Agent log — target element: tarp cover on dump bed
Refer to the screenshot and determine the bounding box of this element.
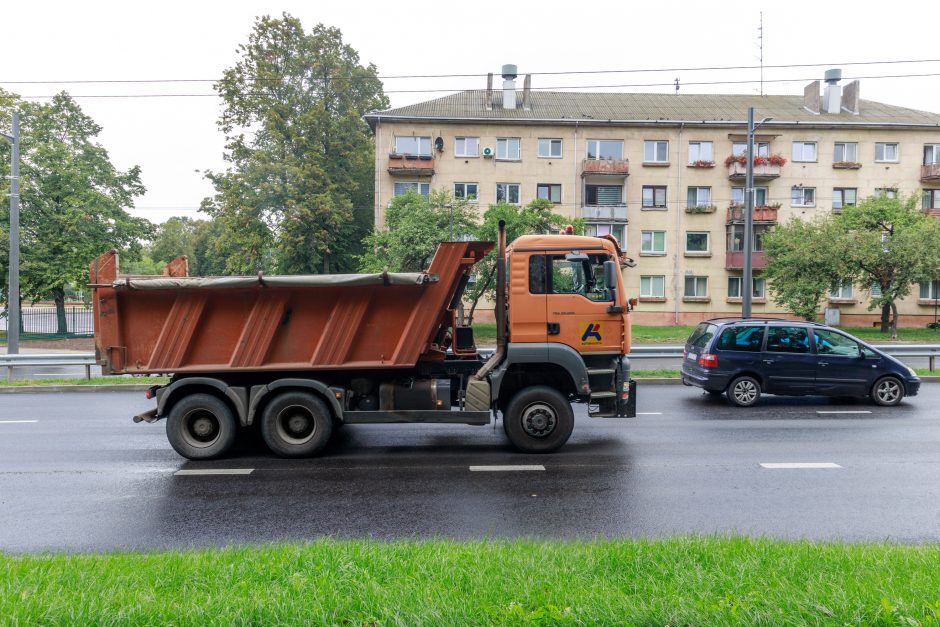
[113,272,437,290]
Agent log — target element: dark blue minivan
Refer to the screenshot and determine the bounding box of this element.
[681,318,920,407]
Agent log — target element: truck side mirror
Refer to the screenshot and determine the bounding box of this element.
[603,260,618,290]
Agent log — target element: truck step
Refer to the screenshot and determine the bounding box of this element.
[589,391,617,400]
[587,368,615,376]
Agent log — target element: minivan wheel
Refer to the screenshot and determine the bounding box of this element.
[871,376,904,407]
[728,376,761,407]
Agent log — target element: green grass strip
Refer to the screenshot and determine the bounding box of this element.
[3,538,940,624]
[0,376,169,387]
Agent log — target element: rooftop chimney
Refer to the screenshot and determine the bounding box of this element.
[803,80,820,114]
[823,68,842,114]
[522,74,531,111]
[501,64,517,110]
[485,72,493,111]
[842,79,860,115]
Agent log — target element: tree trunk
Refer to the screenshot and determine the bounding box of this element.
[323,253,330,274]
[52,287,68,335]
[879,302,891,333]
[890,301,899,340]
[466,264,496,326]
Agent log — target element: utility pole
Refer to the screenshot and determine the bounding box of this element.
[742,107,755,319]
[2,113,20,354]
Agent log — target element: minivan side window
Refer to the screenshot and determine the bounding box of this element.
[813,329,861,357]
[766,326,810,354]
[688,323,717,350]
[716,326,765,352]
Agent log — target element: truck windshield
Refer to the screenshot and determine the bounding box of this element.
[550,254,612,302]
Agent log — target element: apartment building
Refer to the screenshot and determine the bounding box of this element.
[364,67,940,326]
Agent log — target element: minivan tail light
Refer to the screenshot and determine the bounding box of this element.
[698,353,718,368]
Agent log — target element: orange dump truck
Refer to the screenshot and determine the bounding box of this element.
[90,223,636,460]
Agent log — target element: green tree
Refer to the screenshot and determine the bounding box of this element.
[836,192,940,337]
[203,14,388,275]
[359,189,478,273]
[464,198,580,324]
[0,89,22,313]
[3,93,150,334]
[763,217,850,321]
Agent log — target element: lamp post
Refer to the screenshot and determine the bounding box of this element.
[1,113,19,354]
[742,108,772,319]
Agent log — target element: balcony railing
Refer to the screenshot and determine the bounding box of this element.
[726,251,767,270]
[726,162,782,180]
[581,159,630,176]
[387,153,434,176]
[581,204,628,221]
[921,163,940,182]
[727,205,779,223]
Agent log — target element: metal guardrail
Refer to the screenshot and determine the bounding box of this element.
[1,344,937,382]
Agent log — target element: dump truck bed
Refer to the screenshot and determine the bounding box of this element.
[90,241,491,375]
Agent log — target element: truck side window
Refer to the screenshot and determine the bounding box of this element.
[528,255,547,294]
[548,254,611,302]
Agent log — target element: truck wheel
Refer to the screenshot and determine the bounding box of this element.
[503,386,574,453]
[166,393,237,460]
[260,391,333,458]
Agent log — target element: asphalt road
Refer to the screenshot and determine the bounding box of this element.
[1,384,938,553]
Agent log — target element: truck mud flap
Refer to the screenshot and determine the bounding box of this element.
[619,379,637,418]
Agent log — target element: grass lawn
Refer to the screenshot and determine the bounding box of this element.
[3,538,940,624]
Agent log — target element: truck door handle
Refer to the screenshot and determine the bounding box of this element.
[547,322,560,335]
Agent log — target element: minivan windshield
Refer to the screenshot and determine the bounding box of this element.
[688,323,717,350]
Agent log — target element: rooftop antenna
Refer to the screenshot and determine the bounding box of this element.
[758,12,764,95]
[674,78,679,94]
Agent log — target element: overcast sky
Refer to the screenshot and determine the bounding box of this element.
[3,0,938,224]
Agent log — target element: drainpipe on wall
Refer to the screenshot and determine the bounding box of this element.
[674,123,684,325]
[573,121,579,227]
[375,120,383,229]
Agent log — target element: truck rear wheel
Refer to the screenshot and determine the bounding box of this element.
[166,393,237,460]
[503,385,574,453]
[260,391,333,458]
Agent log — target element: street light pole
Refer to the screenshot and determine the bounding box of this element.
[2,113,20,354]
[742,107,755,319]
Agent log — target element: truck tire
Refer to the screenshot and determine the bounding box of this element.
[166,393,238,460]
[503,385,574,453]
[260,391,333,458]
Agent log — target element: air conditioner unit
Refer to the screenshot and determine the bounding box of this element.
[482,147,494,158]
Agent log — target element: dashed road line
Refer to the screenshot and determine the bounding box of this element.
[760,462,842,469]
[0,420,38,424]
[816,410,871,415]
[469,465,545,472]
[637,412,662,415]
[174,468,254,476]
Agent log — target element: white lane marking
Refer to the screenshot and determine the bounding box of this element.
[469,465,545,472]
[0,420,38,424]
[174,469,254,476]
[816,410,871,415]
[760,462,842,469]
[637,412,662,415]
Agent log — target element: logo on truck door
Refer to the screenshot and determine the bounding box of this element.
[580,322,603,344]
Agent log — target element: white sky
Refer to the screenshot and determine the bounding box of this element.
[3,0,939,224]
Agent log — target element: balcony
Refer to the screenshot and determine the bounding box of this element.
[725,155,785,180]
[921,163,940,182]
[581,204,627,221]
[727,205,779,223]
[387,153,434,176]
[726,251,767,270]
[581,159,630,177]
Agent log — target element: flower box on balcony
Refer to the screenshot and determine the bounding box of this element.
[389,152,403,160]
[405,154,419,161]
[685,205,717,214]
[688,160,716,168]
[418,155,432,161]
[727,206,779,222]
[833,161,862,169]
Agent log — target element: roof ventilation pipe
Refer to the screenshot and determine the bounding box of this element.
[501,64,517,110]
[823,68,842,114]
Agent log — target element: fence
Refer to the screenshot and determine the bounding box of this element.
[0,306,94,339]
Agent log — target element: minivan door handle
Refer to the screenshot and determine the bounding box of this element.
[818,361,829,367]
[762,359,774,365]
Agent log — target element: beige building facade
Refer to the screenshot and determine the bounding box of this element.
[365,71,940,326]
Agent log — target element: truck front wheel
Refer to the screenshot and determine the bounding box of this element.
[260,391,334,458]
[503,386,574,453]
[166,393,238,460]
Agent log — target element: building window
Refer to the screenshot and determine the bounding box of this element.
[642,186,667,209]
[454,137,480,157]
[731,187,769,206]
[791,187,816,207]
[685,231,710,254]
[454,182,478,202]
[538,138,562,158]
[924,189,940,210]
[586,139,623,160]
[925,145,940,165]
[684,276,708,298]
[727,224,770,252]
[537,183,562,203]
[921,280,940,300]
[688,141,714,164]
[585,185,623,206]
[644,140,668,163]
[640,230,666,255]
[495,183,520,204]
[830,282,854,300]
[496,138,521,161]
[728,276,765,299]
[732,142,769,157]
[875,142,899,162]
[394,182,430,197]
[585,223,626,244]
[792,141,818,162]
[640,276,665,298]
[833,188,857,210]
[834,142,858,162]
[395,136,431,156]
[687,187,712,208]
[875,187,898,199]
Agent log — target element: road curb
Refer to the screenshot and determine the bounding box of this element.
[0,384,153,394]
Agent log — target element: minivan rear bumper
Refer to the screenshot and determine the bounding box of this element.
[681,368,731,392]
